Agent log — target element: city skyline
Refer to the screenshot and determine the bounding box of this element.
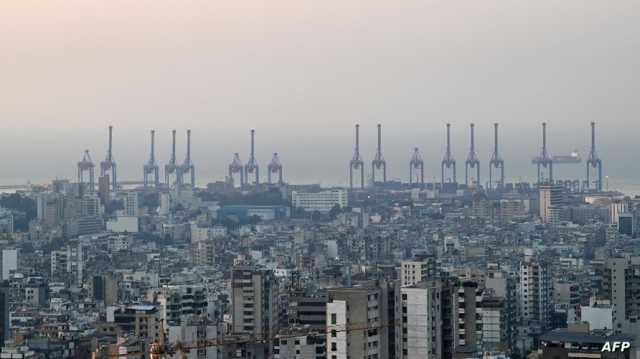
[3,1,640,357]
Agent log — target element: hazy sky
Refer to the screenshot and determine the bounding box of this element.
[1,0,639,186]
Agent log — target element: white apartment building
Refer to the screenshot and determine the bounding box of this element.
[125,191,139,217]
[539,184,564,225]
[292,190,348,214]
[1,249,18,280]
[518,259,554,330]
[398,282,443,359]
[400,261,429,287]
[326,286,385,359]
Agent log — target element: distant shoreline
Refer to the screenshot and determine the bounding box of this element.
[1,177,638,197]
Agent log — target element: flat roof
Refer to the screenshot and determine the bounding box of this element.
[541,329,634,344]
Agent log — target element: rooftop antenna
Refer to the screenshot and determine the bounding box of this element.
[489,123,505,190]
[371,123,387,184]
[441,123,457,185]
[586,122,603,191]
[409,147,424,186]
[244,129,259,185]
[465,123,480,187]
[143,130,160,188]
[349,124,364,189]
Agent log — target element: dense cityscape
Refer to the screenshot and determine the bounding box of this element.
[0,120,638,359]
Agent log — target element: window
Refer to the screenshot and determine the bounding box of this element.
[331,330,337,338]
[331,313,337,325]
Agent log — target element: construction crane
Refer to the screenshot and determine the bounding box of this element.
[267,153,283,185]
[77,150,95,193]
[244,129,259,185]
[371,123,387,184]
[228,153,244,187]
[464,123,480,187]
[143,130,160,188]
[441,123,457,185]
[100,126,117,191]
[349,124,364,189]
[532,122,553,185]
[409,147,424,186]
[164,130,178,186]
[488,123,504,190]
[586,121,603,191]
[177,129,195,187]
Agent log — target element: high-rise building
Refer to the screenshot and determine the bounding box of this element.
[159,192,171,216]
[455,281,483,353]
[397,281,445,359]
[0,249,18,281]
[619,213,634,236]
[51,241,85,286]
[287,294,327,329]
[610,199,628,226]
[93,274,118,306]
[62,194,81,219]
[81,193,101,217]
[481,297,509,352]
[0,282,9,346]
[98,175,110,204]
[600,256,640,342]
[0,209,14,234]
[539,184,564,225]
[36,193,64,227]
[497,199,527,223]
[231,266,279,358]
[63,194,104,237]
[125,191,139,217]
[326,282,394,359]
[554,282,581,325]
[518,259,554,331]
[396,278,474,359]
[192,240,216,267]
[483,264,517,351]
